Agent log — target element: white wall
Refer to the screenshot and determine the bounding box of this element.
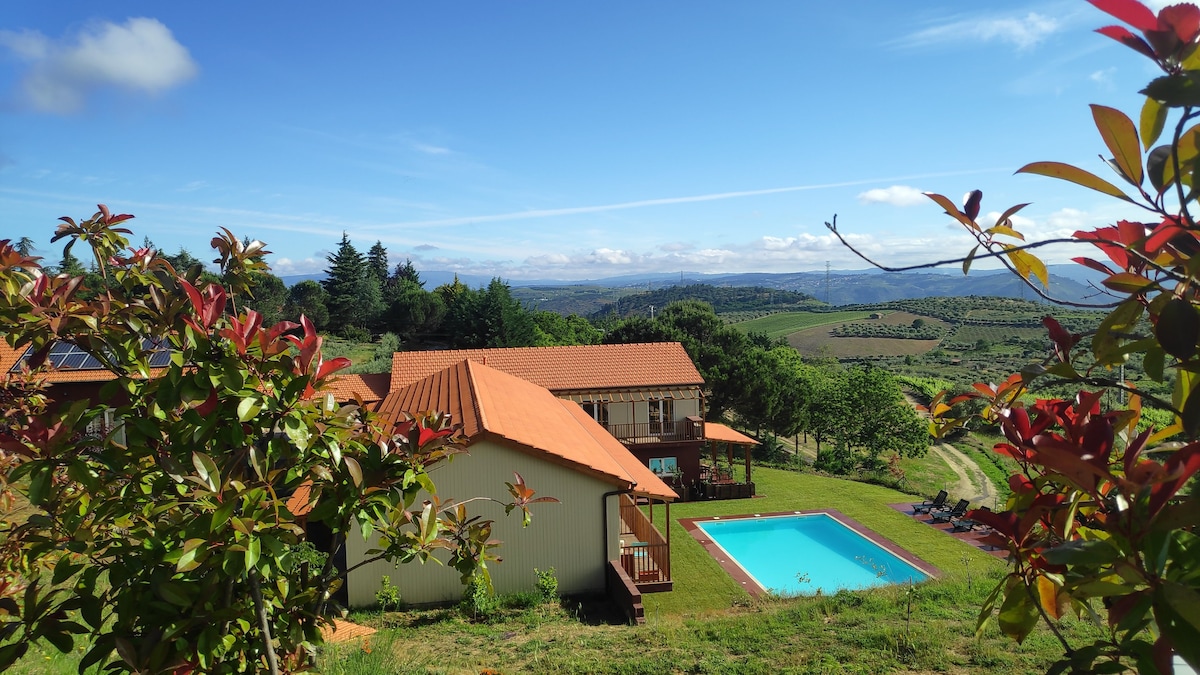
[344,440,621,607]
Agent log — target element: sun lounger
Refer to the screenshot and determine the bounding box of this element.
[912,490,948,514]
[931,499,969,523]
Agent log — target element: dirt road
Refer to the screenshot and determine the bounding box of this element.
[931,442,999,508]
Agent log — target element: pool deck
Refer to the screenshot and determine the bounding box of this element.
[888,502,1009,559]
[679,509,941,597]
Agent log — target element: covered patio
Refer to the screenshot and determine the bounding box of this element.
[693,423,759,500]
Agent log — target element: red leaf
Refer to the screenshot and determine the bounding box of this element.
[1071,257,1116,277]
[313,356,351,382]
[1159,3,1200,42]
[963,190,983,221]
[1096,25,1158,58]
[1145,224,1188,253]
[1088,0,1159,32]
[1148,443,1200,516]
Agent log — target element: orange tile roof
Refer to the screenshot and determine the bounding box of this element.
[320,373,391,403]
[705,422,760,446]
[377,359,677,501]
[389,343,703,392]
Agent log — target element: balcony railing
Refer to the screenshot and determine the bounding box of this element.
[618,494,670,587]
[605,418,703,444]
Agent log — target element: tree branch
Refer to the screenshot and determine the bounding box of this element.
[249,571,281,675]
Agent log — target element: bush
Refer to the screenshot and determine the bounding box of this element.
[342,324,372,342]
[460,574,499,620]
[376,575,401,612]
[375,332,401,361]
[534,567,558,601]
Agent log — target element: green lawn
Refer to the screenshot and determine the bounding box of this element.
[645,467,1004,616]
[13,468,1102,674]
[731,311,874,339]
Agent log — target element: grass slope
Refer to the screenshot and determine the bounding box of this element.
[732,311,874,339]
[12,469,1100,675]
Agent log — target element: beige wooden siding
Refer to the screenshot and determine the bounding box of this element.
[345,440,622,607]
[674,399,699,420]
[608,401,633,425]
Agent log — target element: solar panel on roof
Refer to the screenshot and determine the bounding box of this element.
[10,337,175,373]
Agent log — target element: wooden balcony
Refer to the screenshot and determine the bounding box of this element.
[618,494,672,592]
[605,417,703,445]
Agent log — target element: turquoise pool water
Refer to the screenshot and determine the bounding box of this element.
[696,513,930,595]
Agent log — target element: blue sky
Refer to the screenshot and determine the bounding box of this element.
[0,1,1171,281]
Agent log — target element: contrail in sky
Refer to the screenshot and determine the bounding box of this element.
[363,168,1007,230]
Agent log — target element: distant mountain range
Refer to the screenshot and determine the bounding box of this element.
[283,264,1111,307]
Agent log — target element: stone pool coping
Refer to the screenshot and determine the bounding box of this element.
[679,509,942,597]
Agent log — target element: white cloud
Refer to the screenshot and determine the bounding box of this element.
[1089,67,1117,88]
[271,257,324,276]
[896,12,1059,51]
[856,185,927,207]
[0,18,197,114]
[413,142,452,155]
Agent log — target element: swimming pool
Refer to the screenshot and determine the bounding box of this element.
[685,511,935,596]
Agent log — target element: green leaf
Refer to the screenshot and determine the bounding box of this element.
[1142,72,1200,108]
[28,464,52,505]
[1146,145,1172,193]
[236,395,262,423]
[42,627,73,654]
[176,538,206,572]
[1017,161,1135,203]
[1092,104,1143,186]
[996,584,1040,643]
[963,245,979,276]
[192,451,219,492]
[1041,539,1120,566]
[245,536,261,571]
[1145,345,1166,381]
[1157,582,1200,668]
[155,581,190,607]
[1102,272,1156,293]
[211,498,237,533]
[1141,96,1168,147]
[344,456,363,487]
[1157,298,1200,361]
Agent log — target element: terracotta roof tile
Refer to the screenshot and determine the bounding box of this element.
[0,340,162,383]
[705,422,760,445]
[389,343,703,392]
[376,360,676,500]
[321,373,391,403]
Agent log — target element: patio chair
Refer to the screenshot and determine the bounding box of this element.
[931,499,969,524]
[954,506,993,532]
[912,490,948,514]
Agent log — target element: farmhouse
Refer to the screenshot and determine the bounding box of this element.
[338,358,678,609]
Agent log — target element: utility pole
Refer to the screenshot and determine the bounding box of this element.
[649,304,655,319]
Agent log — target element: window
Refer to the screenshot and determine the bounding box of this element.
[582,402,609,426]
[648,398,673,435]
[649,457,678,476]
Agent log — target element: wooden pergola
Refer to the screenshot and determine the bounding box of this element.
[704,422,760,486]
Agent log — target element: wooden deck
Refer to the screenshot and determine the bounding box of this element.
[618,494,672,592]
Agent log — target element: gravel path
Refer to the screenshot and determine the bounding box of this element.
[932,442,999,508]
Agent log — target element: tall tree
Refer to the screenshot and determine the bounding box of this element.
[284,280,330,329]
[366,240,389,287]
[390,258,422,288]
[321,233,382,334]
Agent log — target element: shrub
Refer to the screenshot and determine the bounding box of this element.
[534,567,558,601]
[375,575,401,612]
[460,574,499,620]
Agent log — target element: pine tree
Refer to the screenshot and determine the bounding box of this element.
[390,258,422,288]
[367,240,389,286]
[322,233,382,334]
